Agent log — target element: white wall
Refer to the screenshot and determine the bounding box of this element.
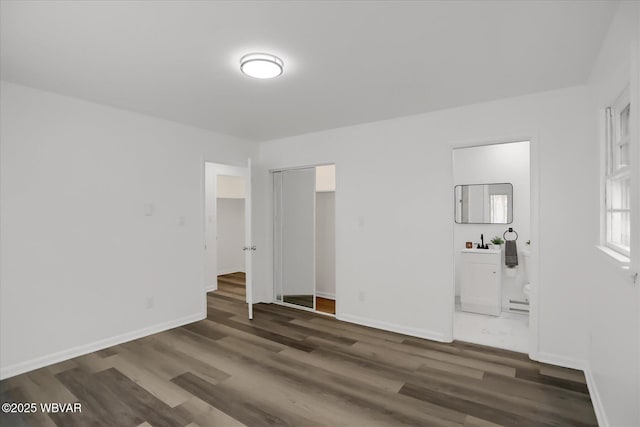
[316,192,336,299]
[253,85,593,365]
[216,198,245,275]
[0,81,256,378]
[585,1,640,426]
[453,141,530,309]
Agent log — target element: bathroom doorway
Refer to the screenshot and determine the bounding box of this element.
[272,164,336,315]
[451,141,535,353]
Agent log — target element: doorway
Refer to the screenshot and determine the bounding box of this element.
[216,175,247,301]
[204,161,253,319]
[451,141,536,354]
[273,164,336,315]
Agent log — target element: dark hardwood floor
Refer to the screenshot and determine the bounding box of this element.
[0,275,597,427]
[315,297,335,315]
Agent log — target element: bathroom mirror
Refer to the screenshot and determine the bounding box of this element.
[454,183,513,224]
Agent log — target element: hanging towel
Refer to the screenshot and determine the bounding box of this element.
[505,240,518,268]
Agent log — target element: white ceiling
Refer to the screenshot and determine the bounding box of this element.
[0,1,617,141]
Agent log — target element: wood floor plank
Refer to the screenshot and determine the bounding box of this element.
[400,382,542,427]
[315,296,336,314]
[71,352,112,374]
[252,302,317,320]
[176,398,247,427]
[308,315,407,343]
[179,323,462,426]
[56,367,144,427]
[539,365,587,384]
[172,372,325,427]
[515,367,590,394]
[279,347,406,393]
[182,320,228,341]
[0,272,598,426]
[20,368,78,405]
[143,336,232,384]
[95,367,190,427]
[107,354,192,408]
[95,347,118,358]
[161,332,397,426]
[266,348,465,426]
[269,317,357,346]
[464,415,505,427]
[114,341,187,380]
[398,342,518,377]
[405,368,597,426]
[45,359,79,375]
[480,372,596,418]
[208,313,318,352]
[193,319,286,353]
[2,386,57,427]
[416,358,485,380]
[211,330,463,426]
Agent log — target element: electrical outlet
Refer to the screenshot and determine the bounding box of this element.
[146,297,154,309]
[358,291,366,302]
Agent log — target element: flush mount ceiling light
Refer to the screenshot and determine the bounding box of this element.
[240,53,284,79]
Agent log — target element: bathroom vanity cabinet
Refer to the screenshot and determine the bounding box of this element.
[460,248,502,316]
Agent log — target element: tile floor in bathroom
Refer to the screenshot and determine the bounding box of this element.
[454,297,529,353]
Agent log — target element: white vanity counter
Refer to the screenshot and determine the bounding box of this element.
[460,248,502,254]
[460,248,502,316]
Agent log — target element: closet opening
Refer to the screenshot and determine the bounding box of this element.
[215,175,247,299]
[204,161,253,320]
[273,164,336,315]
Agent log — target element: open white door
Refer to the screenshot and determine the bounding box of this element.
[244,159,253,320]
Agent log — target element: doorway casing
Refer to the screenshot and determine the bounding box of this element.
[448,137,540,360]
[204,159,253,319]
[269,163,337,317]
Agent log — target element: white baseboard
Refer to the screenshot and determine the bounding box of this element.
[518,353,608,425]
[533,351,585,371]
[584,364,609,427]
[0,311,205,380]
[337,313,448,342]
[315,291,335,300]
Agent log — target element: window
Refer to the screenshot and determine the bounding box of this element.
[490,194,508,224]
[604,89,631,256]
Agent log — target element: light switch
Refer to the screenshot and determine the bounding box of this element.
[144,203,154,216]
[178,216,185,226]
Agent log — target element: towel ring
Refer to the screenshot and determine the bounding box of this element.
[503,228,518,241]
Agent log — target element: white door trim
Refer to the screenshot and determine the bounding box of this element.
[270,163,336,315]
[448,136,540,359]
[203,159,253,319]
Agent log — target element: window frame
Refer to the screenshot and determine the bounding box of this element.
[604,88,631,257]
